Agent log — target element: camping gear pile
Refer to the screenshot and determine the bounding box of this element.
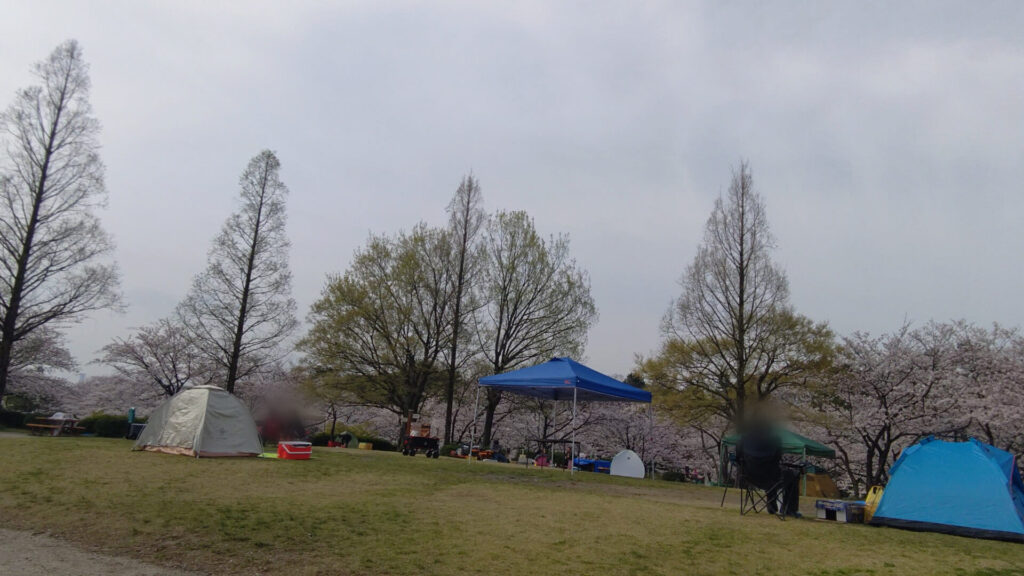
[400,414,440,458]
[721,427,838,498]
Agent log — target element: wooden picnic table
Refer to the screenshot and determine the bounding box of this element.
[26,418,84,437]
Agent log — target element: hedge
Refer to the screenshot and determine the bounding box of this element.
[78,413,135,437]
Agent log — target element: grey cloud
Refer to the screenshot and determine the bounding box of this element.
[1,1,1021,376]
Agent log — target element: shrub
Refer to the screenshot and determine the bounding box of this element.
[660,470,688,483]
[309,431,332,446]
[363,436,396,452]
[0,409,29,429]
[79,413,132,438]
[553,451,568,468]
[440,442,461,457]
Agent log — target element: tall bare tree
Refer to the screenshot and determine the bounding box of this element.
[99,318,213,398]
[474,210,597,447]
[178,150,297,393]
[442,175,486,444]
[0,40,120,404]
[661,161,794,428]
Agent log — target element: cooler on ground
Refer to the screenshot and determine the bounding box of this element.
[277,441,312,460]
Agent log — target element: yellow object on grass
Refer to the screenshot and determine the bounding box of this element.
[864,485,884,522]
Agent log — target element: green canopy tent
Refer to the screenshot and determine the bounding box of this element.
[722,428,836,459]
[720,428,836,495]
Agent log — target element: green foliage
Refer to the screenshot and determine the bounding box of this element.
[299,225,454,419]
[2,393,50,414]
[78,412,141,437]
[660,470,689,483]
[552,451,568,467]
[646,310,835,428]
[309,431,332,446]
[623,371,646,389]
[0,409,29,428]
[364,436,397,452]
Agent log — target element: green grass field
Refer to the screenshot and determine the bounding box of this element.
[1,436,1022,576]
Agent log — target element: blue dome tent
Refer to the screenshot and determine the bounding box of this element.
[871,437,1024,542]
[472,357,652,476]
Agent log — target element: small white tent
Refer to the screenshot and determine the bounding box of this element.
[610,449,646,478]
[133,385,262,457]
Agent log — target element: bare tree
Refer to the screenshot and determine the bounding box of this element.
[99,318,213,398]
[662,161,796,428]
[473,210,597,447]
[442,174,486,444]
[178,150,297,393]
[0,40,120,404]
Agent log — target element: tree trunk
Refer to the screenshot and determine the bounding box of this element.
[444,190,473,444]
[225,172,268,393]
[0,120,56,404]
[0,339,14,404]
[481,389,501,448]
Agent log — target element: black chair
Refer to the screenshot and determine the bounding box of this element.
[720,431,797,519]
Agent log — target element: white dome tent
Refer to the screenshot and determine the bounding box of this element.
[133,385,262,458]
[610,449,646,478]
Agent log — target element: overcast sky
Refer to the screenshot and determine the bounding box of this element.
[2,1,1022,378]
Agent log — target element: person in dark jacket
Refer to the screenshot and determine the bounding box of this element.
[736,425,801,517]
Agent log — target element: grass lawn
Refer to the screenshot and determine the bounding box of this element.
[1,437,1022,575]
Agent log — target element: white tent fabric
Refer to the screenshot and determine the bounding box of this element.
[133,385,262,457]
[610,449,646,478]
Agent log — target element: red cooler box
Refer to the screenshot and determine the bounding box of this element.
[277,441,312,460]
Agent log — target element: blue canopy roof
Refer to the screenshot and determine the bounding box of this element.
[478,357,651,403]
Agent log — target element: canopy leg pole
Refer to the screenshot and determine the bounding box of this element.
[802,446,807,496]
[550,399,556,471]
[571,388,577,477]
[648,402,654,480]
[469,383,480,465]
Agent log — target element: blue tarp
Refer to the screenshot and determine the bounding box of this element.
[478,357,651,403]
[871,437,1024,542]
[573,457,611,473]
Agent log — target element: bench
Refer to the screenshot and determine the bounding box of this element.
[26,421,84,436]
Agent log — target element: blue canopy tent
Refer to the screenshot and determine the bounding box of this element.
[473,357,652,476]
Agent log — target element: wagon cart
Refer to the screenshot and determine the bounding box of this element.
[400,414,439,458]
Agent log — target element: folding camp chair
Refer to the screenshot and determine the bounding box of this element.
[720,431,794,520]
[737,462,787,519]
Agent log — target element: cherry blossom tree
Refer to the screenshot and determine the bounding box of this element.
[817,323,964,496]
[99,318,213,398]
[67,373,161,417]
[947,322,1024,460]
[3,327,75,412]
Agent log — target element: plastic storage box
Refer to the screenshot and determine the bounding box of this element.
[815,499,866,523]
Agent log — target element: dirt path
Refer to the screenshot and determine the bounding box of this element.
[0,529,205,576]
